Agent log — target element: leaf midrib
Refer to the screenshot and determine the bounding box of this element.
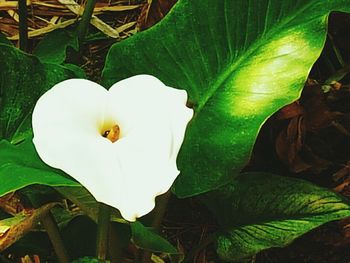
[195,0,316,113]
[224,207,350,231]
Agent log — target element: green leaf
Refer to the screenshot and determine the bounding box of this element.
[102,0,350,198]
[72,257,100,263]
[56,186,99,221]
[0,32,12,46]
[9,113,32,145]
[205,173,350,261]
[131,221,178,254]
[0,44,80,142]
[56,186,125,223]
[33,27,79,64]
[62,63,87,79]
[0,140,79,197]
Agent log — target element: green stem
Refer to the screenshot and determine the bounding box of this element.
[18,0,28,51]
[41,211,70,263]
[151,191,171,230]
[108,223,123,263]
[96,203,111,262]
[141,191,171,263]
[77,0,97,47]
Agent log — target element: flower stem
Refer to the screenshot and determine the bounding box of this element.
[18,0,28,51]
[96,203,111,261]
[41,211,70,263]
[141,191,171,263]
[77,0,97,47]
[108,223,123,263]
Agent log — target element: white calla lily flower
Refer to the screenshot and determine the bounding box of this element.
[32,75,193,221]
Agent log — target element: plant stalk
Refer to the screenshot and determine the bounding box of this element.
[41,211,70,263]
[96,203,111,261]
[77,0,97,47]
[141,191,171,263]
[108,223,123,263]
[18,0,28,51]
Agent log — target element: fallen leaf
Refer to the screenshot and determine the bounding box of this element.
[276,101,304,120]
[137,0,177,30]
[0,192,25,215]
[0,203,58,251]
[0,225,10,237]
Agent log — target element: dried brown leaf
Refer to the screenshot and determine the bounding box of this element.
[0,203,57,251]
[275,101,304,120]
[137,0,177,30]
[275,116,312,172]
[0,192,24,216]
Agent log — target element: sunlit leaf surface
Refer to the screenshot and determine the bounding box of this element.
[102,0,350,197]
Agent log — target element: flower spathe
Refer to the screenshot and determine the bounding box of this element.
[32,75,193,221]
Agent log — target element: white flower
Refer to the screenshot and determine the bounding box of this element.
[32,75,193,221]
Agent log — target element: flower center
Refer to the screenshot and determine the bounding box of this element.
[102,124,120,143]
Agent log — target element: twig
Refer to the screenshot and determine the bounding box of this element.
[9,19,76,40]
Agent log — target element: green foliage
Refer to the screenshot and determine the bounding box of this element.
[102,0,350,198]
[0,44,81,198]
[131,221,178,254]
[1,0,350,260]
[62,216,97,260]
[62,63,86,78]
[56,186,125,223]
[0,32,12,46]
[33,27,79,64]
[0,140,79,197]
[72,257,100,263]
[204,173,350,261]
[56,186,100,221]
[0,44,79,142]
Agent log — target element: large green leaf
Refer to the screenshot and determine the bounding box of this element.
[0,44,79,142]
[102,0,350,197]
[204,173,350,261]
[0,140,79,197]
[0,44,82,196]
[131,221,178,254]
[56,186,125,223]
[33,27,78,64]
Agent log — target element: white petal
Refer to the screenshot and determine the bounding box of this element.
[32,75,193,221]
